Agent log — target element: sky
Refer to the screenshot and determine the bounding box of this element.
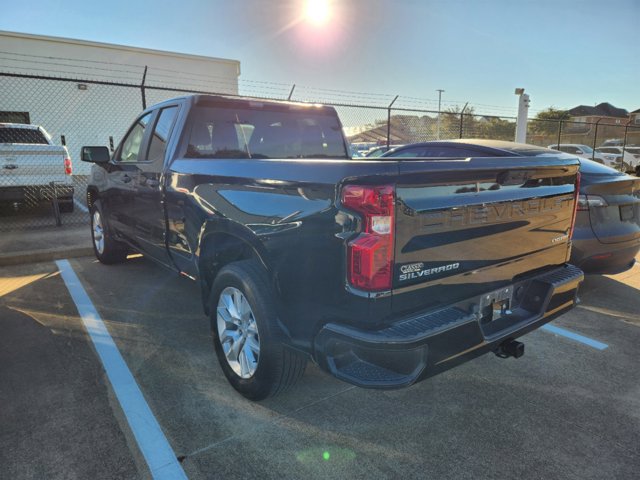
[1,0,638,116]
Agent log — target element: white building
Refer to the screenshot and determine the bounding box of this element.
[0,31,241,173]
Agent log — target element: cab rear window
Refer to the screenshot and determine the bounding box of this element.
[0,128,48,144]
[184,105,348,159]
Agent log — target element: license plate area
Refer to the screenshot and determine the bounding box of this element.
[479,286,514,324]
[620,204,634,222]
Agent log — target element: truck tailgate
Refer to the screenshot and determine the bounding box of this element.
[0,146,69,187]
[392,156,579,314]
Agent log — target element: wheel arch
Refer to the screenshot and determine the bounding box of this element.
[197,227,273,315]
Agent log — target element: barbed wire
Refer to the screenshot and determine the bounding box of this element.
[0,51,604,120]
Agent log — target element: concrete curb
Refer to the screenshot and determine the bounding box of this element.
[0,247,94,267]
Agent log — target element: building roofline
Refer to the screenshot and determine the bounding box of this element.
[0,30,241,73]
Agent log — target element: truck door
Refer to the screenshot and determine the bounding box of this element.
[104,112,153,240]
[129,105,180,267]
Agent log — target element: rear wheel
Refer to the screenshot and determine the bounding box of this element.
[210,260,307,400]
[90,200,128,264]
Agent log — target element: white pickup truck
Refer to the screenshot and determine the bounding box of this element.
[0,123,74,212]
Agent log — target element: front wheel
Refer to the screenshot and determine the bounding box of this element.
[210,260,307,400]
[90,200,128,264]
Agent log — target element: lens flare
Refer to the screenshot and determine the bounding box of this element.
[305,0,331,25]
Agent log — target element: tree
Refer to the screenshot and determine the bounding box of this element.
[530,107,570,136]
[440,105,476,139]
[475,117,516,141]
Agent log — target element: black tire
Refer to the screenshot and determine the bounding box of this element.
[210,259,307,400]
[90,199,128,264]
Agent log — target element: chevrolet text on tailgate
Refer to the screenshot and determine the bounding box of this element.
[82,95,583,400]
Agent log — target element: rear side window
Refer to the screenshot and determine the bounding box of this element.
[0,128,48,144]
[184,105,348,159]
[388,148,426,157]
[386,146,492,158]
[146,106,179,163]
[560,146,580,154]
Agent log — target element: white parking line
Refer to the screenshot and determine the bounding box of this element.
[55,259,188,480]
[73,199,89,213]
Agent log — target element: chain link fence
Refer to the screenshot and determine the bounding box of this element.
[2,69,639,232]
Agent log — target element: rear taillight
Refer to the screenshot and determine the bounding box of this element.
[341,184,395,291]
[64,157,73,175]
[577,194,608,211]
[569,172,580,239]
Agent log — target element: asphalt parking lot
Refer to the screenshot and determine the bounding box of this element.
[1,254,639,479]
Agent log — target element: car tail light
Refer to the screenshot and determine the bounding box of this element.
[64,157,73,175]
[569,172,580,239]
[577,194,607,211]
[341,184,395,291]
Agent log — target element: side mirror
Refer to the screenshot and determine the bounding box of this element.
[81,146,111,163]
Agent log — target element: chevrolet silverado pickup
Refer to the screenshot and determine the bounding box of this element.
[82,95,583,400]
[0,123,74,212]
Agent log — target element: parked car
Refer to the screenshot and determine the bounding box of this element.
[572,159,640,274]
[595,147,639,173]
[624,146,640,174]
[600,139,625,147]
[350,142,376,157]
[547,143,607,165]
[82,97,582,400]
[364,145,403,157]
[0,123,74,212]
[383,140,640,274]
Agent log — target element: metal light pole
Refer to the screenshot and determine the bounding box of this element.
[436,89,445,140]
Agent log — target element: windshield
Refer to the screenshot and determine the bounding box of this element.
[184,105,348,159]
[580,145,594,153]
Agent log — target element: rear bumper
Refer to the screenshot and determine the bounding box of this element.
[0,184,74,202]
[313,264,583,389]
[571,237,640,275]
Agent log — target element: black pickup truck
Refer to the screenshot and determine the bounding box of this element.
[82,95,583,400]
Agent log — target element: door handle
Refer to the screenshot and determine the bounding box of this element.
[122,175,132,183]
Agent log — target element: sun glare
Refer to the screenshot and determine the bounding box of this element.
[305,0,331,25]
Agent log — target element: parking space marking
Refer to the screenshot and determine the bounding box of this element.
[55,259,188,480]
[541,324,608,350]
[73,199,89,213]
